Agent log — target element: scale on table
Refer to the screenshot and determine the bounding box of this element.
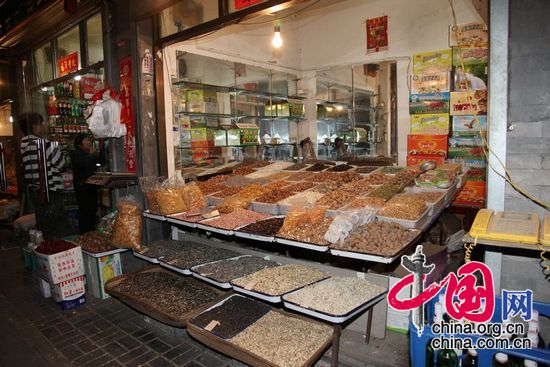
[469,209,540,245]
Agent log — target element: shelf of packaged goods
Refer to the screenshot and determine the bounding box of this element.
[175,143,297,149]
[175,111,305,121]
[172,80,305,101]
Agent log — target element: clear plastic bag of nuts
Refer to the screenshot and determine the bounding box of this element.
[155,173,188,215]
[112,195,142,251]
[181,181,207,210]
[139,176,164,214]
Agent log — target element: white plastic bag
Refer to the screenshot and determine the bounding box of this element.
[87,90,126,138]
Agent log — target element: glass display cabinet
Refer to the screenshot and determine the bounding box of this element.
[315,63,389,160]
[170,53,304,171]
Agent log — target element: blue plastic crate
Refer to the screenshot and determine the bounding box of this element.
[410,289,550,366]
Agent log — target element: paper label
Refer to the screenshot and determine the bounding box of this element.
[204,320,220,332]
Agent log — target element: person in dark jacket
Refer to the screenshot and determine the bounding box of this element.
[71,134,99,234]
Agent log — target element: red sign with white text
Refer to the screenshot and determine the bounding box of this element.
[119,57,136,173]
[235,0,262,10]
[58,52,79,77]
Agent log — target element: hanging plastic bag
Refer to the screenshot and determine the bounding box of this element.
[87,88,127,138]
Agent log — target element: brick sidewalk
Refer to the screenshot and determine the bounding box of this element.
[0,247,359,367]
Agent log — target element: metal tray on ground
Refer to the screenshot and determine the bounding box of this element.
[283,288,387,324]
[104,266,228,328]
[143,210,166,221]
[275,237,329,252]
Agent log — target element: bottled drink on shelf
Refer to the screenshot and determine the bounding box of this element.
[463,349,478,367]
[74,80,81,99]
[437,348,458,367]
[68,82,74,98]
[426,342,435,367]
[493,352,512,367]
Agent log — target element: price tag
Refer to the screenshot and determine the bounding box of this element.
[204,320,220,332]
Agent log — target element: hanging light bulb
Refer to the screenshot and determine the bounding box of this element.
[272,25,283,48]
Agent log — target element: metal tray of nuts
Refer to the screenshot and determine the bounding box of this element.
[159,259,192,275]
[329,229,422,264]
[143,210,166,221]
[376,205,432,229]
[283,289,387,324]
[104,266,228,328]
[275,237,329,253]
[186,296,335,367]
[166,214,198,229]
[133,250,160,264]
[197,219,235,236]
[207,196,224,207]
[233,217,286,243]
[251,201,280,216]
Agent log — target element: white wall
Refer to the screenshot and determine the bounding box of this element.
[297,0,482,164]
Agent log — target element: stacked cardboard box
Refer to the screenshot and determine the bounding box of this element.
[449,22,488,207]
[408,49,452,167]
[34,244,86,310]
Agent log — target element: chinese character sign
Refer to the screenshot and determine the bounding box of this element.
[58,52,79,77]
[366,16,388,53]
[119,57,136,173]
[235,0,262,10]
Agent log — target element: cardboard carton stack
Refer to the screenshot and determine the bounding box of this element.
[34,242,86,310]
[449,22,488,207]
[408,49,452,167]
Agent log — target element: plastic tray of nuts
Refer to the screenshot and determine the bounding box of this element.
[282,287,387,324]
[143,210,166,221]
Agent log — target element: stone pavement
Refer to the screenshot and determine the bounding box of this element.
[0,245,403,367]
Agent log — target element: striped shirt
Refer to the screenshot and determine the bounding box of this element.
[20,135,64,192]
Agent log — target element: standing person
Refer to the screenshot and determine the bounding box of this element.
[71,134,100,234]
[19,112,69,239]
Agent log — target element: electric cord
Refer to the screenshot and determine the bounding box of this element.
[464,235,478,263]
